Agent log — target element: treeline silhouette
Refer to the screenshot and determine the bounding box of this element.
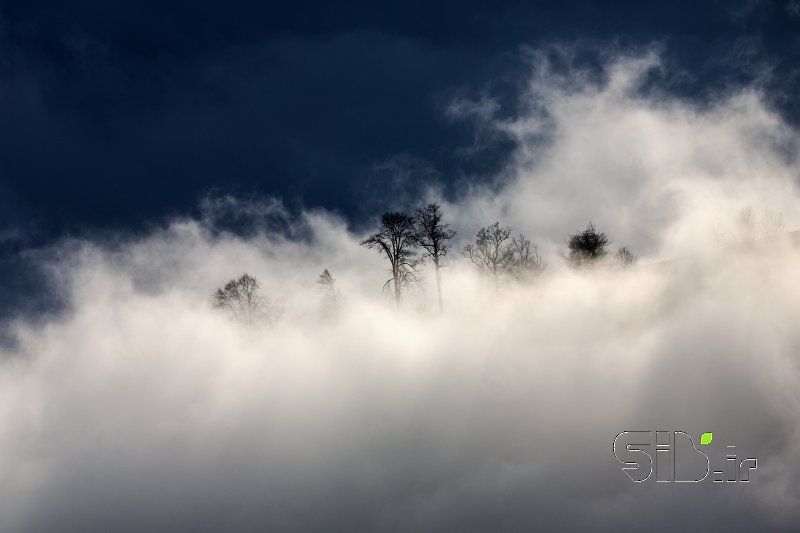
[357,203,636,307]
[212,203,639,326]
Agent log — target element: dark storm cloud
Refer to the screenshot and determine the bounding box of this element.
[2,0,800,238]
[0,0,524,233]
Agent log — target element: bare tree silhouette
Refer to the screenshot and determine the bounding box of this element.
[566,222,609,268]
[360,212,420,306]
[317,268,341,316]
[715,206,786,247]
[464,222,514,291]
[737,206,785,243]
[212,273,283,329]
[616,247,637,267]
[415,203,456,311]
[760,208,785,237]
[737,206,757,243]
[508,233,546,280]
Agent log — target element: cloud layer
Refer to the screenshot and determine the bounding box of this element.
[2,50,800,532]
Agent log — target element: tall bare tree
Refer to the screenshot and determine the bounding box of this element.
[317,268,341,316]
[360,212,420,306]
[415,203,456,311]
[464,222,514,290]
[566,222,609,268]
[212,273,283,329]
[508,233,546,280]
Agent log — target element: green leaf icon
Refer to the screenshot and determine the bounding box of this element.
[700,432,713,445]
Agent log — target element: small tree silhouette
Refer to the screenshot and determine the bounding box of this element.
[464,222,514,290]
[317,268,341,316]
[737,206,785,243]
[737,206,757,242]
[212,273,283,329]
[566,222,609,268]
[508,234,546,280]
[760,208,785,237]
[615,247,637,267]
[360,212,420,306]
[415,203,456,311]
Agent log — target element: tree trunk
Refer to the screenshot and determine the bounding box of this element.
[435,262,443,311]
[393,266,401,307]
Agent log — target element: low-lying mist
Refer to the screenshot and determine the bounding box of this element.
[2,49,800,532]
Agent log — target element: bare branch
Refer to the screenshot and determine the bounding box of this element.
[360,212,421,306]
[212,273,282,329]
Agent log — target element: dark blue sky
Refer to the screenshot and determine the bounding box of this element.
[1,0,799,240]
